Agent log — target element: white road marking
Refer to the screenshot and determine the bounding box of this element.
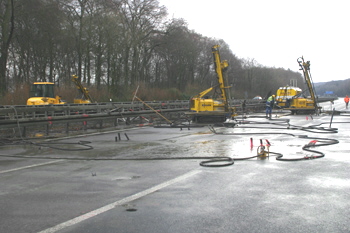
[38,170,201,233]
[0,160,62,174]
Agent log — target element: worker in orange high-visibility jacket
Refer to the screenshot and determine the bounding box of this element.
[344,95,349,109]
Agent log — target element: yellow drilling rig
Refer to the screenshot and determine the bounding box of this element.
[71,75,93,104]
[186,45,236,123]
[275,57,320,114]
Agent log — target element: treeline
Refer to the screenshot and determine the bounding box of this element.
[0,0,304,104]
[315,79,350,97]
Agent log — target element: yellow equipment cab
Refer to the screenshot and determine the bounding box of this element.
[27,82,66,105]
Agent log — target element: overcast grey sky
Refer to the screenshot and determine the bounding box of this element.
[159,0,350,83]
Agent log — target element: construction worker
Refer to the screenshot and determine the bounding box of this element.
[344,95,349,109]
[241,99,246,114]
[266,95,275,119]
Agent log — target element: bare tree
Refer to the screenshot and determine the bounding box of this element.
[0,0,14,96]
[118,0,166,85]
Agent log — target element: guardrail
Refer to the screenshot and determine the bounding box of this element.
[0,100,190,138]
[0,99,265,138]
[0,100,189,120]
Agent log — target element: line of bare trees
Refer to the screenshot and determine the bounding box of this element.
[0,0,304,104]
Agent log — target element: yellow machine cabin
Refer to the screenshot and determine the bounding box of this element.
[276,86,302,108]
[27,82,66,105]
[188,45,236,123]
[189,87,226,112]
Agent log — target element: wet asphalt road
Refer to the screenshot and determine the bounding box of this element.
[1,99,350,233]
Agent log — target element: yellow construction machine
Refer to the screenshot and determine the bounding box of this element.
[186,45,236,123]
[26,75,93,105]
[26,82,66,105]
[71,75,93,104]
[276,57,320,114]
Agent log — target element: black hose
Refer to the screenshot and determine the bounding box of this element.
[0,116,344,166]
[199,157,234,167]
[211,116,341,162]
[0,139,94,151]
[33,141,94,151]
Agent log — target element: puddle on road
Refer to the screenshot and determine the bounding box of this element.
[4,119,348,162]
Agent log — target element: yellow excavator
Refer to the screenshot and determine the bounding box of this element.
[26,82,66,105]
[186,45,236,123]
[276,56,320,114]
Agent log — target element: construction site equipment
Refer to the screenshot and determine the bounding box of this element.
[276,57,320,114]
[276,86,302,108]
[26,75,93,105]
[257,139,270,159]
[72,75,93,104]
[26,82,66,105]
[186,45,236,123]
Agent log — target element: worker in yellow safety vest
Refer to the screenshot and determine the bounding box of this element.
[266,95,275,119]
